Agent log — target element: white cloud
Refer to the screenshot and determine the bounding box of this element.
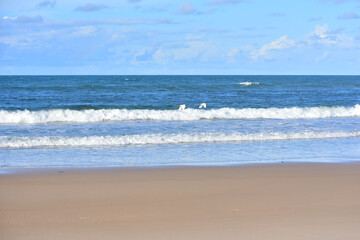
[2,16,17,20]
[1,15,43,24]
[251,35,295,60]
[309,25,335,43]
[307,24,353,46]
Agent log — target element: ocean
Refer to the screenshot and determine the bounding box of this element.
[1,75,360,168]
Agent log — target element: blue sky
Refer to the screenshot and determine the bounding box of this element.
[1,0,360,74]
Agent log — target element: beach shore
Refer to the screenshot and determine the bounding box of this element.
[1,163,360,240]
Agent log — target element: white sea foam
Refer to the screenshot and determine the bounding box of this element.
[1,105,360,124]
[238,82,260,86]
[1,131,359,148]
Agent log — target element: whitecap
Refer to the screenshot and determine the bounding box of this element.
[1,105,360,124]
[238,82,260,86]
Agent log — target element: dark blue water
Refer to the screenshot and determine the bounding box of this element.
[1,75,360,168]
[2,75,360,110]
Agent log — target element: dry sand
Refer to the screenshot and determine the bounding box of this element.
[1,163,360,240]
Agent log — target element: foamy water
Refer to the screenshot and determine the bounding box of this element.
[1,131,360,148]
[1,105,359,124]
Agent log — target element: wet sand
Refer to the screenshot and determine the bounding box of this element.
[1,163,360,240]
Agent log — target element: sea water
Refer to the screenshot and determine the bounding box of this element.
[1,75,360,168]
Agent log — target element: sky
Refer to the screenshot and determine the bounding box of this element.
[0,0,360,75]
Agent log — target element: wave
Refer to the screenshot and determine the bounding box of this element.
[238,82,260,86]
[1,131,359,148]
[1,105,360,124]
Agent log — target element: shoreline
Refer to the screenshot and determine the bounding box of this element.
[1,162,360,240]
[1,158,359,175]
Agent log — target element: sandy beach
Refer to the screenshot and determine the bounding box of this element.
[1,163,360,240]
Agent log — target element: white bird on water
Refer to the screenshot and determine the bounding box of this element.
[178,104,186,110]
[199,103,206,109]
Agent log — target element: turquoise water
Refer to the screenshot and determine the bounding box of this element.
[1,75,360,167]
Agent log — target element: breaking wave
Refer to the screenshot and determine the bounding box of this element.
[238,82,260,86]
[1,105,360,124]
[1,131,359,148]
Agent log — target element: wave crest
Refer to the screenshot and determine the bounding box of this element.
[1,105,360,124]
[1,131,359,148]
